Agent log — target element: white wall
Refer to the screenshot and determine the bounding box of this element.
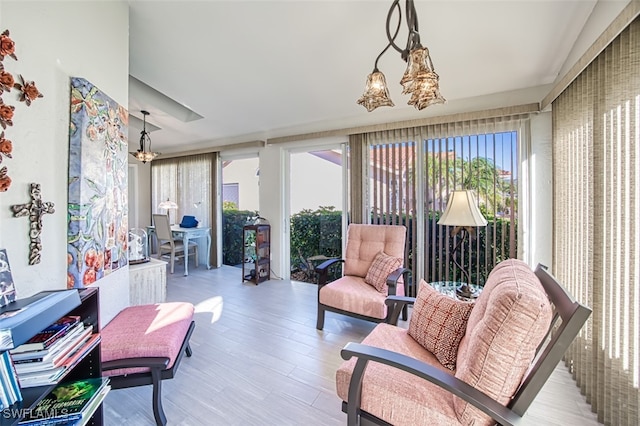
[527,112,553,268]
[0,0,129,324]
[290,152,342,214]
[222,157,260,212]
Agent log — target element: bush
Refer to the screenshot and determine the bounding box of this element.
[222,208,258,266]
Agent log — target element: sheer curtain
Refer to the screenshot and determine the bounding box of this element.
[552,17,639,426]
[151,153,218,266]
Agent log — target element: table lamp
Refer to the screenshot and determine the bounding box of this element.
[158,198,178,225]
[438,190,488,298]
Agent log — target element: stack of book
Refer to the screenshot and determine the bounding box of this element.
[0,350,22,410]
[18,377,110,426]
[9,315,100,388]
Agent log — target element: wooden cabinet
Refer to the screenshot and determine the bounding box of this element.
[0,287,105,425]
[129,258,167,305]
[242,224,270,284]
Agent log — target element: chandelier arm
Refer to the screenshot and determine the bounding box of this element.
[139,131,146,151]
[404,0,421,52]
[384,0,404,56]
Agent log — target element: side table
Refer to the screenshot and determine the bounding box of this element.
[429,281,483,301]
[129,257,167,305]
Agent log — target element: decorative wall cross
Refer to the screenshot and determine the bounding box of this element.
[10,183,54,265]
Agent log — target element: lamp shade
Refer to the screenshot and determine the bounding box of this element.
[158,199,178,210]
[438,190,487,227]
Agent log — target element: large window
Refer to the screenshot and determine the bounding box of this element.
[220,156,260,267]
[289,148,344,283]
[363,118,525,294]
[150,153,216,265]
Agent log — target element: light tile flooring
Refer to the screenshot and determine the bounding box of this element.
[103,265,601,425]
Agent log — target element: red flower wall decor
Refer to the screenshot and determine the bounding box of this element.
[0,28,44,192]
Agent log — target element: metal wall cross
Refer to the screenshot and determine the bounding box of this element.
[10,183,55,265]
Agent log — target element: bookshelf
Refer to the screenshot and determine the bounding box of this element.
[0,287,105,426]
[242,224,270,284]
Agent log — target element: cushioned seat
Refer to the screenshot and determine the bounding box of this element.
[101,302,195,426]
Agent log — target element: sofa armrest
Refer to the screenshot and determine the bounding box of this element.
[385,267,411,294]
[315,258,344,286]
[340,342,522,426]
[385,295,415,325]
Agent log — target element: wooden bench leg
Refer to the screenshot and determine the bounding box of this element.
[151,367,166,426]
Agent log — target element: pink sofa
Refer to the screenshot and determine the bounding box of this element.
[337,259,592,426]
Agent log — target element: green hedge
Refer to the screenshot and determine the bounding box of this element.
[222,207,515,286]
[222,208,258,266]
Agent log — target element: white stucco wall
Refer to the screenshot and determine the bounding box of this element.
[0,0,129,324]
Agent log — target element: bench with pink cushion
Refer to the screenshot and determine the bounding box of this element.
[101,302,195,426]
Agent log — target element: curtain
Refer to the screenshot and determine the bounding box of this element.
[151,152,218,266]
[552,17,640,426]
[364,116,526,292]
[348,134,366,224]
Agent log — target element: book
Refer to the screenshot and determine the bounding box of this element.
[71,383,110,426]
[18,377,110,425]
[0,351,22,406]
[12,315,80,353]
[17,333,100,388]
[0,249,17,308]
[0,290,81,351]
[11,321,86,362]
[14,325,91,374]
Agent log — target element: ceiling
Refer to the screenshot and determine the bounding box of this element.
[127,0,608,155]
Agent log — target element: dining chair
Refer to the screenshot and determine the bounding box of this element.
[152,214,198,274]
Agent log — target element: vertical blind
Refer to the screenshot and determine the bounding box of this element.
[360,117,525,293]
[552,17,639,426]
[151,153,218,265]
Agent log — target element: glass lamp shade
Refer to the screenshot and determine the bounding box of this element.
[130,150,159,163]
[400,48,446,110]
[158,199,178,210]
[357,70,395,112]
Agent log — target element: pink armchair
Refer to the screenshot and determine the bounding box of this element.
[337,259,591,426]
[315,224,410,330]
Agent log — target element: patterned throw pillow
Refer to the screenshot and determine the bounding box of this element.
[364,251,403,293]
[408,280,474,370]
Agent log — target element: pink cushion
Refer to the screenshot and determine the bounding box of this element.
[319,276,389,319]
[337,323,459,426]
[101,302,194,376]
[320,274,406,319]
[364,251,403,292]
[408,280,474,370]
[454,259,552,425]
[343,224,406,278]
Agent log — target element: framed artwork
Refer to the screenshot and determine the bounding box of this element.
[67,77,128,289]
[0,249,16,307]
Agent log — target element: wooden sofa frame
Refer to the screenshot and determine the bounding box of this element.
[340,264,592,426]
[101,320,195,426]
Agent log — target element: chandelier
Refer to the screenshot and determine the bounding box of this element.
[129,110,160,163]
[357,0,445,112]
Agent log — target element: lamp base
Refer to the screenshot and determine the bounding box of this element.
[456,284,479,300]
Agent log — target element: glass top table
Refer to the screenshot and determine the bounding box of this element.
[428,281,483,301]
